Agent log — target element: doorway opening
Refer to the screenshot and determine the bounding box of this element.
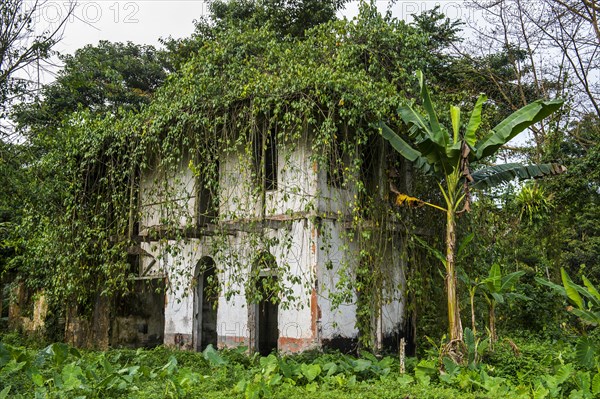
[193,257,218,351]
[249,252,279,356]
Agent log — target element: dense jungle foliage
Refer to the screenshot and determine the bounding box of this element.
[2,331,600,398]
[1,0,599,397]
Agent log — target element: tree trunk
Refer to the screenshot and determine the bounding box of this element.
[446,208,463,341]
[489,301,497,346]
[470,288,476,335]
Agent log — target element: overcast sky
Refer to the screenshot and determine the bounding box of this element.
[29,1,534,146]
[15,1,541,150]
[35,1,472,55]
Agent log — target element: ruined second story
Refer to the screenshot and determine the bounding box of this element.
[137,118,396,239]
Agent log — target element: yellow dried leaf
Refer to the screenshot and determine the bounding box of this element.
[395,193,424,208]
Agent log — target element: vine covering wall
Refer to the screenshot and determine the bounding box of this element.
[10,2,459,349]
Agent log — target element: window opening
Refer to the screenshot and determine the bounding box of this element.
[327,123,347,187]
[253,119,278,191]
[265,126,278,191]
[197,160,219,226]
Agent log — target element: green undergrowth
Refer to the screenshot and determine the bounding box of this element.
[1,334,599,398]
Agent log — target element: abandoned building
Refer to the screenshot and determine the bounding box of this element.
[0,3,465,356]
[3,122,410,354]
[123,120,409,355]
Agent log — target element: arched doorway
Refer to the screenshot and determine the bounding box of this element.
[248,252,279,356]
[193,257,218,351]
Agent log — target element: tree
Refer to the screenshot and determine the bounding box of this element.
[1,0,74,294]
[209,0,348,37]
[379,71,564,345]
[464,0,600,158]
[0,141,31,276]
[456,1,600,337]
[14,41,167,135]
[478,263,526,345]
[2,41,168,343]
[161,0,349,70]
[1,0,74,137]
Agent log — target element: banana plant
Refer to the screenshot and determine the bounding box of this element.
[379,71,565,342]
[478,264,527,345]
[536,268,600,327]
[536,269,600,370]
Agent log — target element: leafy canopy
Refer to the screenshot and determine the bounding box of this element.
[13,41,167,134]
[9,3,465,315]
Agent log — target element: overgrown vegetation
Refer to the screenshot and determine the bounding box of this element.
[2,0,467,349]
[0,1,599,397]
[2,333,600,399]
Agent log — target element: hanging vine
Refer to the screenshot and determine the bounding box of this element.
[13,1,468,349]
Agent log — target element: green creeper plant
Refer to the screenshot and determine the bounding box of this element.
[380,70,564,343]
[7,2,467,345]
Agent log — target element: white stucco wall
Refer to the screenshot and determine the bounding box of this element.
[265,142,317,217]
[219,139,318,221]
[151,240,202,339]
[315,219,359,340]
[380,245,405,335]
[136,137,405,351]
[139,156,197,234]
[219,150,260,220]
[314,219,406,344]
[271,220,315,341]
[141,219,318,348]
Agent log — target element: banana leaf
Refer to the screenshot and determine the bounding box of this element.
[470,163,566,190]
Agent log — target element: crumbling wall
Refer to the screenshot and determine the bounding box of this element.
[7,283,48,335]
[110,279,165,348]
[64,293,110,349]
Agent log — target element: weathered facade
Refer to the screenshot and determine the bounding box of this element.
[128,130,407,354]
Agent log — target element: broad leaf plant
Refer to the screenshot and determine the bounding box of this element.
[380,71,565,343]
